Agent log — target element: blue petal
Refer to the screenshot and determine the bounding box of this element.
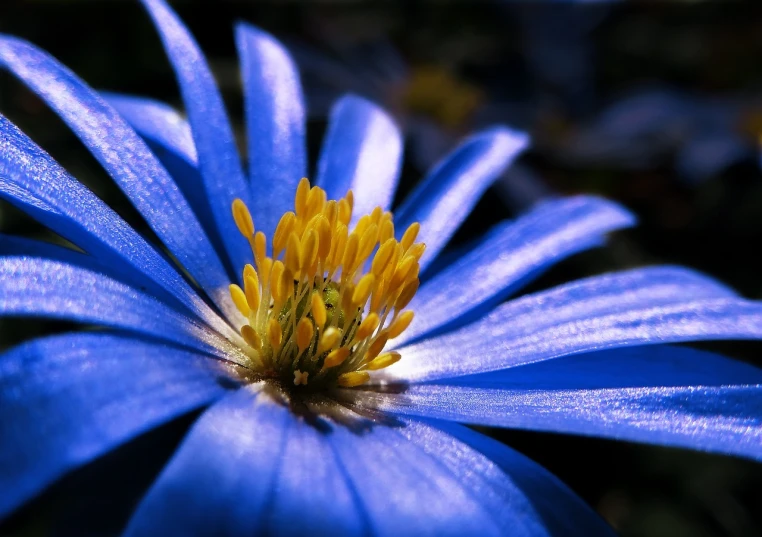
[394,127,529,271]
[126,388,508,536]
[235,22,307,242]
[0,115,235,335]
[139,0,252,275]
[386,267,752,382]
[102,93,197,165]
[0,256,242,360]
[102,92,231,268]
[315,94,402,221]
[0,235,169,301]
[124,386,367,537]
[400,196,636,344]
[399,419,615,537]
[0,333,227,519]
[0,37,237,320]
[343,362,762,461]
[456,345,762,389]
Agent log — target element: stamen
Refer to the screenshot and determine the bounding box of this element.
[228,178,423,390]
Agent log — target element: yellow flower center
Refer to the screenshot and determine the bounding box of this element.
[229,178,423,390]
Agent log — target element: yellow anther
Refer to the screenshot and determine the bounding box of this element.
[354,214,371,238]
[341,284,356,314]
[269,260,284,299]
[357,224,379,266]
[370,206,383,225]
[280,268,295,304]
[301,229,319,273]
[240,324,261,351]
[244,274,260,312]
[342,232,359,274]
[365,351,401,371]
[337,371,370,387]
[388,311,415,339]
[293,370,309,386]
[273,211,296,258]
[352,273,375,307]
[407,242,426,262]
[369,278,387,313]
[324,200,338,228]
[367,331,389,360]
[338,197,352,226]
[355,312,380,341]
[267,318,283,349]
[379,219,394,243]
[311,293,327,329]
[322,347,350,371]
[329,224,348,271]
[382,244,402,282]
[253,231,267,268]
[371,238,396,276]
[296,317,315,353]
[229,284,251,317]
[396,278,419,310]
[232,198,254,238]
[318,327,341,354]
[295,177,310,216]
[259,257,273,289]
[305,186,327,219]
[285,232,302,273]
[400,222,421,251]
[315,216,332,261]
[230,180,423,389]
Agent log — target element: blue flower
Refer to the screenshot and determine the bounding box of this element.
[1,1,762,535]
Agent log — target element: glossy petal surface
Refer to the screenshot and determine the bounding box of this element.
[400,196,635,343]
[125,388,526,537]
[0,333,226,518]
[236,23,307,241]
[141,0,252,275]
[315,94,402,222]
[103,93,230,265]
[0,36,235,318]
[0,112,239,335]
[400,419,615,537]
[0,257,240,358]
[394,127,529,270]
[387,267,748,381]
[346,381,762,462]
[125,386,366,537]
[386,267,751,381]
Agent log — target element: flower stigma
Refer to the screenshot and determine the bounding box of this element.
[229,178,423,390]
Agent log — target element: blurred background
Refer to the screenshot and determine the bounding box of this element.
[2,1,762,536]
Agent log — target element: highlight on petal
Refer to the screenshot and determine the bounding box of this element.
[0,333,227,519]
[386,266,752,382]
[400,196,636,344]
[0,36,237,320]
[345,376,762,462]
[0,256,243,360]
[394,127,529,270]
[140,0,252,275]
[124,386,367,537]
[0,115,235,337]
[315,94,402,223]
[124,387,549,536]
[399,419,616,537]
[103,92,227,261]
[236,22,307,242]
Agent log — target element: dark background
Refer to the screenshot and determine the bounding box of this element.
[2,1,762,536]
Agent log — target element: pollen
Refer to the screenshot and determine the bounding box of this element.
[229,178,423,390]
